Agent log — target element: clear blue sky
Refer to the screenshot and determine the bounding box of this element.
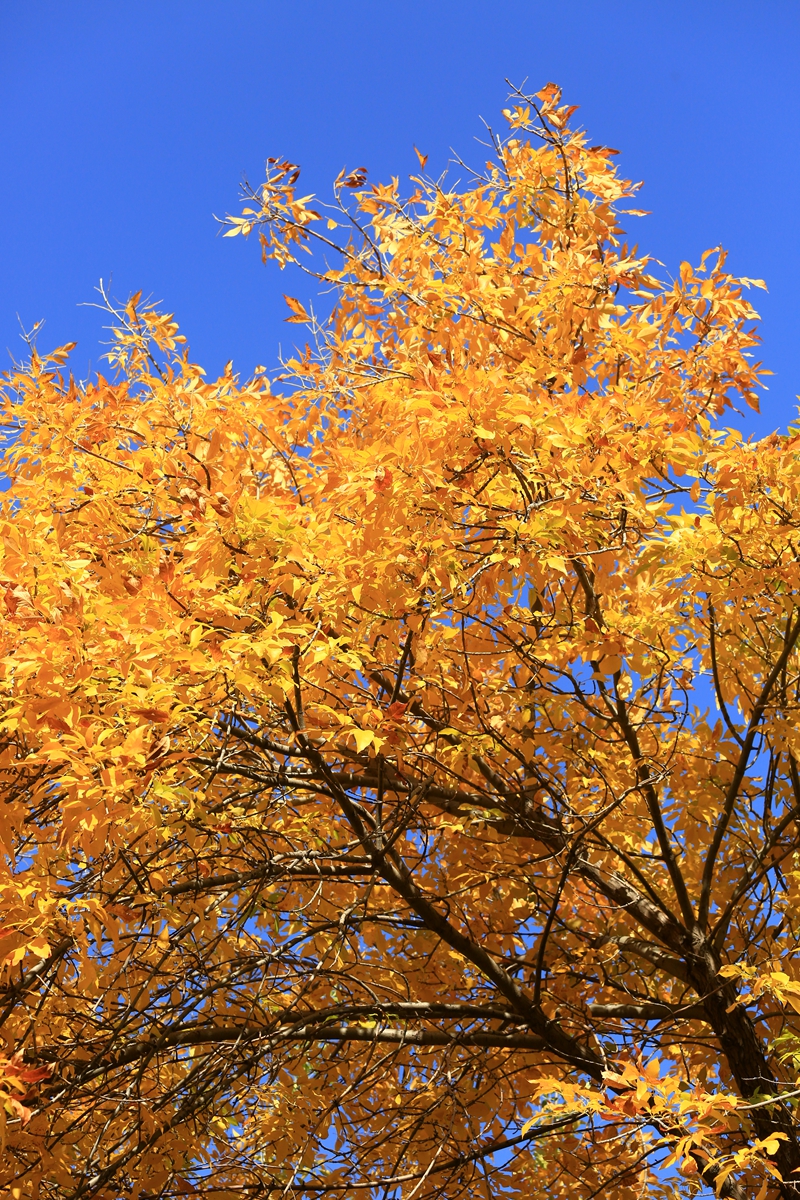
[1,1,797,434]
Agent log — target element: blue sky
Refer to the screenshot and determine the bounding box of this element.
[1,1,798,434]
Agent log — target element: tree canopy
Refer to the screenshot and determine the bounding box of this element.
[3,83,800,1200]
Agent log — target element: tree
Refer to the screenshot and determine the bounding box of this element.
[1,81,799,1199]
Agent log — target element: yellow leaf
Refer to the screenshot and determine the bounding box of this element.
[352,728,374,753]
[284,295,310,323]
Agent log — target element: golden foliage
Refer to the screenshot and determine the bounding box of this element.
[0,84,797,1199]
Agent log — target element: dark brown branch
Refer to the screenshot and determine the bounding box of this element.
[589,1001,707,1021]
